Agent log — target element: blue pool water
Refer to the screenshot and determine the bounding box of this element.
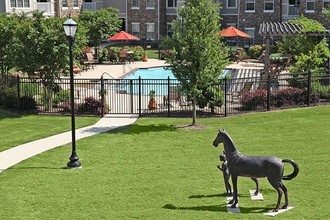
[123,67,230,80]
[123,67,176,80]
[120,67,230,95]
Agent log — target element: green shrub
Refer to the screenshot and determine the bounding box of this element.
[19,96,37,111]
[0,84,18,109]
[247,44,264,59]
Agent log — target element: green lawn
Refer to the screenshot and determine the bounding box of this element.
[0,109,99,152]
[1,106,330,219]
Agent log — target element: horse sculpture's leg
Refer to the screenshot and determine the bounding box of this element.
[229,175,238,208]
[268,177,283,212]
[279,181,289,209]
[251,178,259,195]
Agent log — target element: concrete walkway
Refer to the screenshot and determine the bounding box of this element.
[0,114,139,173]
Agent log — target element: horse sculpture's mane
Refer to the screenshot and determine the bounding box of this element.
[221,130,242,158]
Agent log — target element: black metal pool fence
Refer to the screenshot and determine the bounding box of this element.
[3,72,330,117]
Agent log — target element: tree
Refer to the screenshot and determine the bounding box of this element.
[14,11,88,110]
[79,7,122,47]
[162,0,228,125]
[0,14,19,78]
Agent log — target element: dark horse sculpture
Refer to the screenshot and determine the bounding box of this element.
[217,153,259,196]
[213,129,299,212]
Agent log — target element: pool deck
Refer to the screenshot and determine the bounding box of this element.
[75,59,265,80]
[75,59,170,79]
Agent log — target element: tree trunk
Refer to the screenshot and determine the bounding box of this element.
[192,91,197,126]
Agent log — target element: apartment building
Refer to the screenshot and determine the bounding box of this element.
[219,0,330,44]
[2,1,330,45]
[0,0,84,17]
[81,0,330,44]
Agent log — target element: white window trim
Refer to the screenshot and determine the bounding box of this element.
[146,0,155,9]
[132,0,139,9]
[132,22,140,37]
[264,0,274,12]
[245,0,255,13]
[227,0,237,9]
[146,22,155,40]
[306,0,315,13]
[10,0,32,8]
[167,0,177,9]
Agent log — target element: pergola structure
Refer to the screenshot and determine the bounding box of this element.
[258,21,330,75]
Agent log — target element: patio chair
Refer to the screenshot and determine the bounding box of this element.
[108,49,118,64]
[234,48,244,63]
[163,86,180,107]
[83,52,97,70]
[119,49,128,63]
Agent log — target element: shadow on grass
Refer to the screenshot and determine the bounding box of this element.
[8,166,68,171]
[163,204,271,214]
[189,193,249,199]
[189,193,225,199]
[0,108,24,120]
[107,123,178,135]
[163,204,226,212]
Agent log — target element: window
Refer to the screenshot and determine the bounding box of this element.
[167,0,177,8]
[264,0,274,11]
[62,0,68,7]
[132,23,140,38]
[147,0,154,8]
[246,0,255,11]
[245,28,255,44]
[10,0,30,7]
[146,23,155,40]
[73,0,78,7]
[167,23,173,36]
[132,0,139,8]
[227,0,237,8]
[306,0,315,11]
[324,0,330,9]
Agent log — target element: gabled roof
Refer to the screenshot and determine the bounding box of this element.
[259,21,330,37]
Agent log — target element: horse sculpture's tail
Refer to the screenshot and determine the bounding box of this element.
[282,159,299,180]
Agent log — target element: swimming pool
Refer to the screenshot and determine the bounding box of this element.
[123,67,231,80]
[119,67,231,95]
[123,67,176,80]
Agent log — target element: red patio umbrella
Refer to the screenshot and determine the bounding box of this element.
[219,26,251,38]
[107,31,140,41]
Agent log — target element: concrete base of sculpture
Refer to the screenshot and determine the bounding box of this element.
[264,206,294,216]
[249,190,264,200]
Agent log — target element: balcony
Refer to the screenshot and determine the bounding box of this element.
[83,1,104,12]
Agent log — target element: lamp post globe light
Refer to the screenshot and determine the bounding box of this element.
[63,18,81,168]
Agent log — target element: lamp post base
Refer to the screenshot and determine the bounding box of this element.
[67,154,81,168]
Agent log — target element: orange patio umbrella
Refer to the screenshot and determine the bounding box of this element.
[107,31,140,41]
[219,26,251,38]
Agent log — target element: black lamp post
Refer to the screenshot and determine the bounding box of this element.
[63,18,81,169]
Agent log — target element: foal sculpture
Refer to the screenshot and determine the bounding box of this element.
[213,129,299,212]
